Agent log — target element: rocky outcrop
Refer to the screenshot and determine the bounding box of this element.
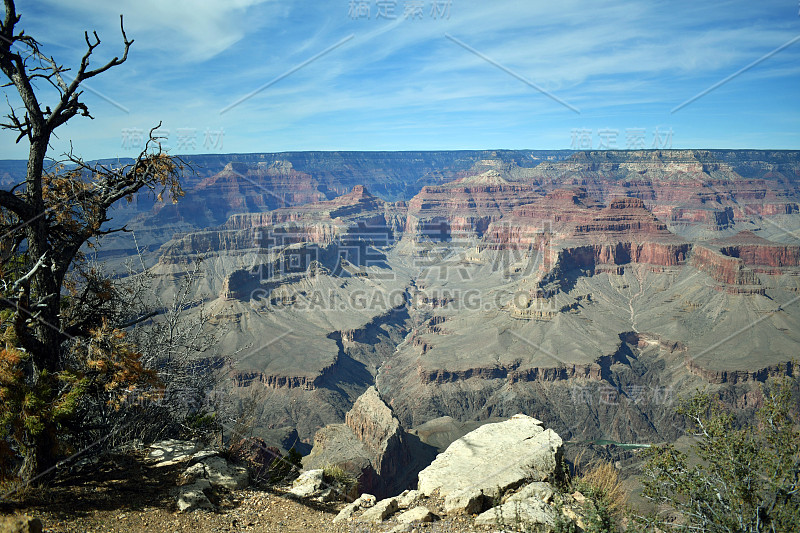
[230,371,317,390]
[157,228,261,264]
[223,184,393,242]
[685,231,800,293]
[344,387,405,457]
[475,497,558,529]
[333,493,377,523]
[358,497,400,523]
[302,387,431,498]
[490,191,690,279]
[552,242,690,272]
[690,244,763,293]
[417,414,564,514]
[145,440,249,512]
[159,185,395,266]
[146,440,207,467]
[396,506,437,524]
[712,231,800,269]
[143,160,326,231]
[484,188,601,246]
[343,416,594,531]
[288,469,357,502]
[660,206,735,230]
[220,269,262,300]
[288,469,326,499]
[572,197,670,235]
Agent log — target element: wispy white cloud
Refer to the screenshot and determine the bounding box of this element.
[34,0,284,61]
[1,0,798,158]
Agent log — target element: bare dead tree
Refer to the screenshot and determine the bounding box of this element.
[54,253,227,452]
[0,0,183,481]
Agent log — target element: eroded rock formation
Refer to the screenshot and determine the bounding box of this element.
[302,387,434,498]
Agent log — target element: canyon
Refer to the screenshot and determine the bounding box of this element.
[12,149,795,455]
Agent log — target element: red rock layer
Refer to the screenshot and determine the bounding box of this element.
[710,231,800,269]
[484,188,601,245]
[231,351,348,391]
[158,229,260,264]
[157,161,325,227]
[570,197,671,237]
[223,185,389,232]
[735,202,798,217]
[690,245,762,292]
[344,388,402,456]
[405,184,541,238]
[526,152,800,232]
[551,242,690,271]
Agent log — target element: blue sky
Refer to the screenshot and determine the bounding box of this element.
[1,0,799,160]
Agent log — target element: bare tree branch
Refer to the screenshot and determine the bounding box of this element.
[0,188,31,216]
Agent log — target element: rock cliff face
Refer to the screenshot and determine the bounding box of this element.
[417,360,607,385]
[572,197,669,235]
[148,160,326,230]
[404,181,541,242]
[488,192,691,272]
[344,387,413,486]
[690,245,763,293]
[712,231,800,269]
[230,371,317,390]
[685,359,799,384]
[221,184,396,246]
[556,242,690,269]
[303,387,433,498]
[523,150,800,238]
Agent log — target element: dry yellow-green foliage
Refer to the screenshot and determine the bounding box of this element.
[0,312,163,480]
[577,460,627,518]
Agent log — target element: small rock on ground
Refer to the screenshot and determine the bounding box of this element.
[358,496,399,523]
[396,505,437,524]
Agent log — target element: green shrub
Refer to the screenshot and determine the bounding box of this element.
[322,464,357,491]
[634,377,800,532]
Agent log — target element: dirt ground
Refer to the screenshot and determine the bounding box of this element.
[0,453,494,532]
